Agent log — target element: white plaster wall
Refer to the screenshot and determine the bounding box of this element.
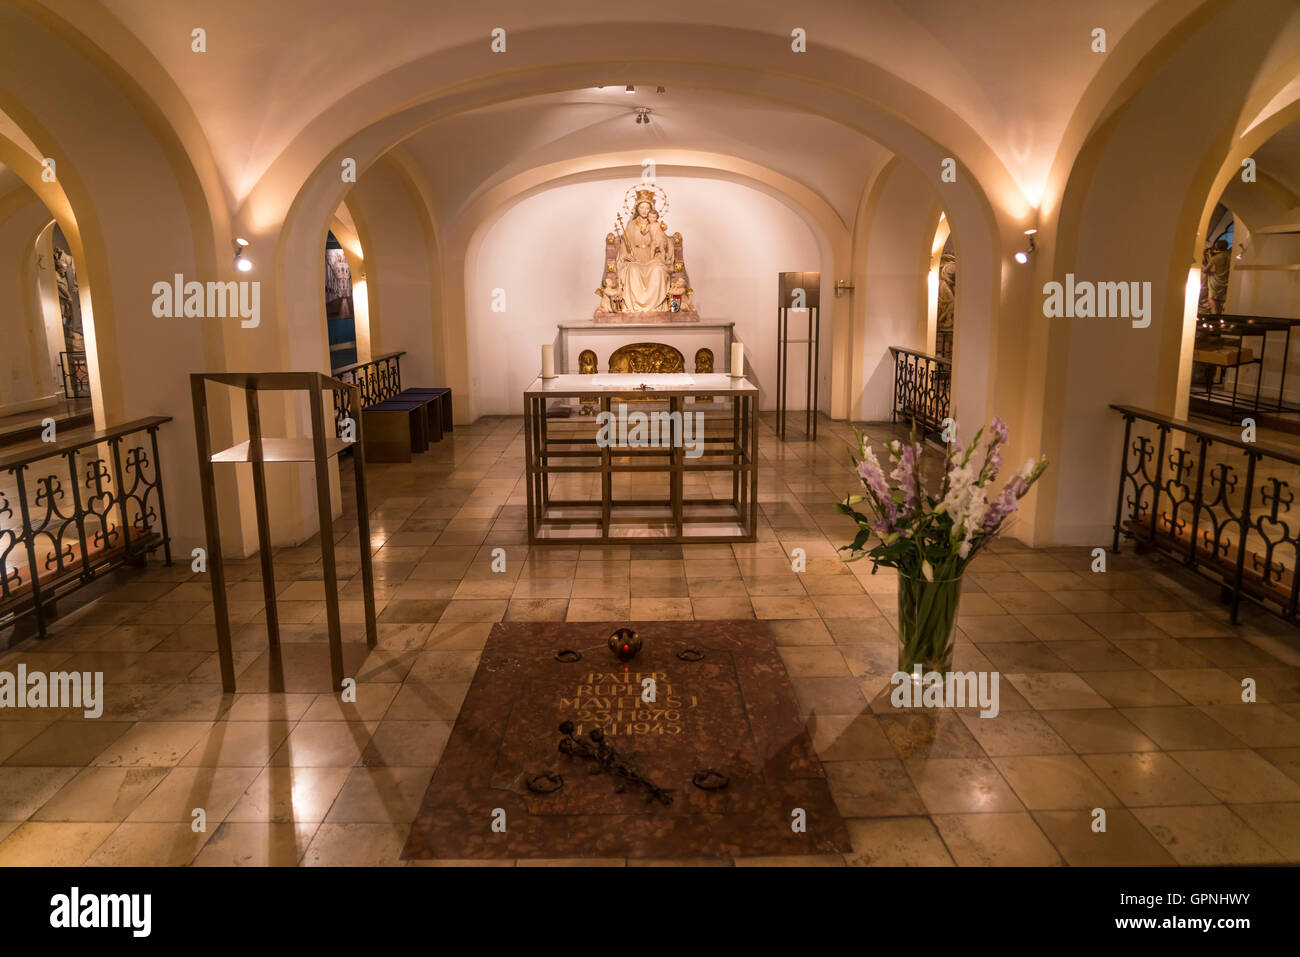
[0,199,60,413]
[466,176,822,415]
[855,161,939,422]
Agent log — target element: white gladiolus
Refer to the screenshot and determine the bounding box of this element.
[921,559,933,581]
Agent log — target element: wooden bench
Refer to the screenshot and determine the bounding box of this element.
[394,390,444,443]
[400,387,453,433]
[362,397,429,462]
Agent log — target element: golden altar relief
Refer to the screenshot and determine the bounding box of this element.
[608,342,685,374]
[575,344,716,403]
[594,184,699,322]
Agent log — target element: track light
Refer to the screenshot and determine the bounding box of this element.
[656,86,666,94]
[234,239,252,271]
[625,83,635,93]
[635,108,651,125]
[1015,228,1037,264]
[234,237,249,247]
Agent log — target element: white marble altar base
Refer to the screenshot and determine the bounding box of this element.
[555,319,736,375]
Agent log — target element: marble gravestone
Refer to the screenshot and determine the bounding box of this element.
[403,620,850,861]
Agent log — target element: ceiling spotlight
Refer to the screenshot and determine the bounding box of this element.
[234,237,250,247]
[1015,229,1037,264]
[635,108,651,125]
[656,86,666,94]
[625,83,635,93]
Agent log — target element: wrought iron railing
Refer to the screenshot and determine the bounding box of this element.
[889,346,951,436]
[1111,404,1300,624]
[58,351,90,399]
[331,351,404,434]
[0,416,172,639]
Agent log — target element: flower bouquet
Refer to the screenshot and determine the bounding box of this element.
[837,419,1047,675]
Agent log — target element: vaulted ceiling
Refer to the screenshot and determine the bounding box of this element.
[92,0,1170,209]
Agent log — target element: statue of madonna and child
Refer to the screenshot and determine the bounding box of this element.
[595,186,698,320]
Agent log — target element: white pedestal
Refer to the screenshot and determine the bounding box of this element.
[556,318,736,375]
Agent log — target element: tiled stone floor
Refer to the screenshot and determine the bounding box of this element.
[1,413,1298,866]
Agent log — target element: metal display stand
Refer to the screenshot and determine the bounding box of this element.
[190,372,377,693]
[523,374,759,543]
[775,271,821,440]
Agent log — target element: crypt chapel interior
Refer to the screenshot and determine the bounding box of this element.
[0,0,1299,873]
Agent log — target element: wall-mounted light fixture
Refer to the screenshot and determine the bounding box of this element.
[1014,228,1037,264]
[834,279,855,298]
[234,237,252,272]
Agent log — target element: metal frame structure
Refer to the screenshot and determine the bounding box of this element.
[775,271,821,440]
[523,375,758,544]
[190,372,377,692]
[1189,314,1300,422]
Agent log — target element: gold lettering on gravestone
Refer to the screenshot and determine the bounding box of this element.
[569,671,697,736]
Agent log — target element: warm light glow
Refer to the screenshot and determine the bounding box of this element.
[926,266,940,354]
[236,257,253,272]
[1015,251,1029,264]
[1173,265,1202,420]
[234,236,250,247]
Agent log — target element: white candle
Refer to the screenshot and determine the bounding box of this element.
[541,343,556,378]
[730,342,744,378]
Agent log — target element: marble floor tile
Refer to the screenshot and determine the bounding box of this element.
[126,766,262,822]
[1031,809,1177,866]
[931,812,1063,866]
[1132,805,1284,864]
[842,816,954,866]
[0,821,117,865]
[904,757,1023,814]
[1079,752,1217,807]
[1169,749,1300,804]
[225,766,352,823]
[85,821,213,866]
[192,821,319,866]
[32,767,169,822]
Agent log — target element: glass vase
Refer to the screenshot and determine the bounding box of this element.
[896,571,962,676]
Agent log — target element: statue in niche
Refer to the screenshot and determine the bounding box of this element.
[53,246,85,352]
[935,244,956,360]
[694,348,714,402]
[1199,239,1231,316]
[577,349,599,416]
[593,184,699,321]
